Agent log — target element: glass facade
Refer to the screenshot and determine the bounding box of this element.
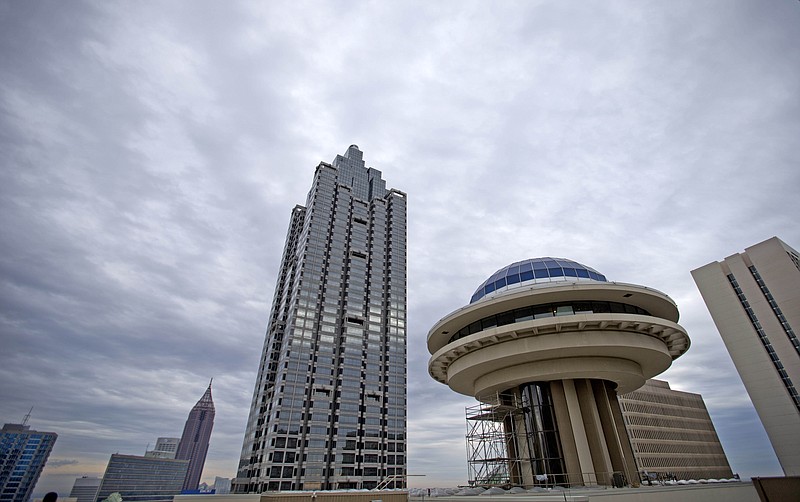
[235,146,407,491]
[0,424,57,502]
[519,383,565,483]
[471,258,607,303]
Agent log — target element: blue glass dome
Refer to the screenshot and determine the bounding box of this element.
[470,257,607,303]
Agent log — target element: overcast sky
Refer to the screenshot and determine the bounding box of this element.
[2,0,799,496]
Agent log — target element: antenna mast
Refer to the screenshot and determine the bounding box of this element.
[21,407,33,426]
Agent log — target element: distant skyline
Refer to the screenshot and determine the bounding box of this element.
[1,0,799,497]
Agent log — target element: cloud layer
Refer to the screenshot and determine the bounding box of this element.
[1,0,798,494]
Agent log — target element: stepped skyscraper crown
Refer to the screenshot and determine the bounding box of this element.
[176,381,215,491]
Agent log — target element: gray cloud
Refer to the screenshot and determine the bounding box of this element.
[45,460,80,469]
[1,0,798,495]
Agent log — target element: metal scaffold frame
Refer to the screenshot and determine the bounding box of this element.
[465,393,629,489]
[465,393,527,488]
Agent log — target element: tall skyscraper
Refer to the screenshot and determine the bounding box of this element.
[176,382,215,491]
[0,422,57,502]
[234,146,407,492]
[692,236,800,475]
[95,454,188,502]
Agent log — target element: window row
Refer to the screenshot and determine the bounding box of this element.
[448,301,651,344]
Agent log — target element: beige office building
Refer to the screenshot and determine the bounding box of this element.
[428,258,690,487]
[692,236,800,475]
[619,379,733,481]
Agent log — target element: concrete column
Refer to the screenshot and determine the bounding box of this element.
[574,379,613,485]
[592,380,637,486]
[552,380,585,486]
[603,381,640,486]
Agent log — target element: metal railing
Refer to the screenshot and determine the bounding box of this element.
[468,470,629,489]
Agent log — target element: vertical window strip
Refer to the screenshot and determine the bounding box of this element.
[748,265,800,358]
[788,251,800,274]
[727,274,800,412]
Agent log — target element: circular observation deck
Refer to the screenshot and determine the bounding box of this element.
[427,259,690,399]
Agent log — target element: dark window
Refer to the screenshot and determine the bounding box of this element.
[533,305,552,319]
[497,311,516,326]
[481,317,497,329]
[591,301,611,313]
[514,307,534,322]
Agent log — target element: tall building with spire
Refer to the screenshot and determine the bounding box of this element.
[234,146,407,492]
[176,381,215,491]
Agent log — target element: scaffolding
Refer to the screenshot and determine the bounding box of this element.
[465,393,530,488]
[465,393,629,489]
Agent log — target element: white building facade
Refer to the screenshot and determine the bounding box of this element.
[692,236,800,475]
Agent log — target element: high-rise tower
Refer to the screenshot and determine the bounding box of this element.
[0,422,57,502]
[234,146,407,492]
[692,236,800,475]
[176,382,215,491]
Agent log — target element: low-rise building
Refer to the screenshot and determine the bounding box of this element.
[69,476,101,502]
[619,379,733,481]
[95,453,188,502]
